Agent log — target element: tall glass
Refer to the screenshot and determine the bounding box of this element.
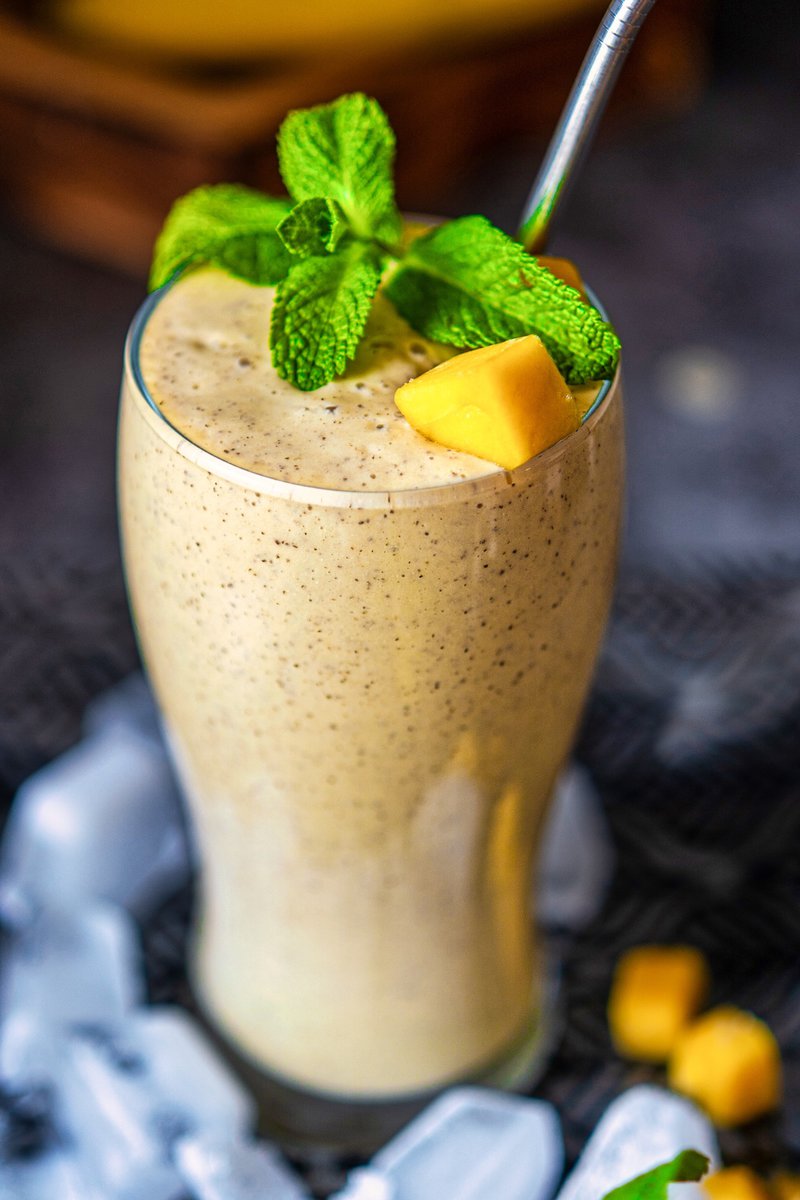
[118,287,623,1152]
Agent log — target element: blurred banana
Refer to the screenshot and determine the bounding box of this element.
[53,0,605,61]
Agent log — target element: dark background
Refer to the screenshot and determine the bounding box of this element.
[0,2,799,1182]
[0,0,796,791]
[0,0,798,798]
[1,1,798,569]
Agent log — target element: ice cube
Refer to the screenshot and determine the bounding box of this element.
[556,1085,719,1200]
[537,766,615,932]
[128,1008,256,1138]
[335,1169,393,1200]
[0,1147,103,1200]
[175,1132,309,1200]
[82,672,162,743]
[0,1080,53,1158]
[53,1008,256,1199]
[337,1087,562,1200]
[0,903,143,1084]
[0,723,192,925]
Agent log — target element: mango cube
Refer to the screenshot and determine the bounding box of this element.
[394,335,579,470]
[608,945,710,1062]
[669,1006,781,1126]
[772,1172,800,1200]
[703,1167,772,1200]
[537,255,586,298]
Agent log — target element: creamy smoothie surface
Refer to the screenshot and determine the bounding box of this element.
[121,264,621,1098]
[140,265,499,489]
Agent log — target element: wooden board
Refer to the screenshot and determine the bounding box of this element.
[0,6,708,275]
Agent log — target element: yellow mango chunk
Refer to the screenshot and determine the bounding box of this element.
[537,255,587,298]
[608,945,710,1062]
[669,1006,782,1126]
[773,1172,800,1200]
[394,335,579,470]
[703,1167,772,1200]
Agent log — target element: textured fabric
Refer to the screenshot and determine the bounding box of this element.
[2,554,798,1183]
[0,549,137,807]
[141,561,800,1177]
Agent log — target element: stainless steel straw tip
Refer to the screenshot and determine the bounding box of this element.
[518,0,658,256]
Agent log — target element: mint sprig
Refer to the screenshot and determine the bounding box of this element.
[277,92,402,245]
[277,198,348,258]
[149,184,292,291]
[385,216,620,386]
[602,1151,710,1200]
[270,244,385,392]
[149,93,621,392]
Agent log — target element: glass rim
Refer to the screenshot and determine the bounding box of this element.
[124,275,620,511]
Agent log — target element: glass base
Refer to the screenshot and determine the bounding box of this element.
[192,956,562,1160]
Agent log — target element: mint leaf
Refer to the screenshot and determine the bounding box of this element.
[149,184,293,291]
[269,242,384,390]
[277,93,401,244]
[385,216,620,385]
[148,96,623,394]
[603,1151,710,1200]
[278,198,348,258]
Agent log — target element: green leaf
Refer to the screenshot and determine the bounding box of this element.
[149,184,293,291]
[603,1150,710,1200]
[277,92,401,244]
[277,197,348,258]
[385,215,620,385]
[269,242,385,391]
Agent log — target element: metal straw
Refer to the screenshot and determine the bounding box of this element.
[518,0,658,254]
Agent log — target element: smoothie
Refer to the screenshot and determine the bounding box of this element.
[119,265,622,1101]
